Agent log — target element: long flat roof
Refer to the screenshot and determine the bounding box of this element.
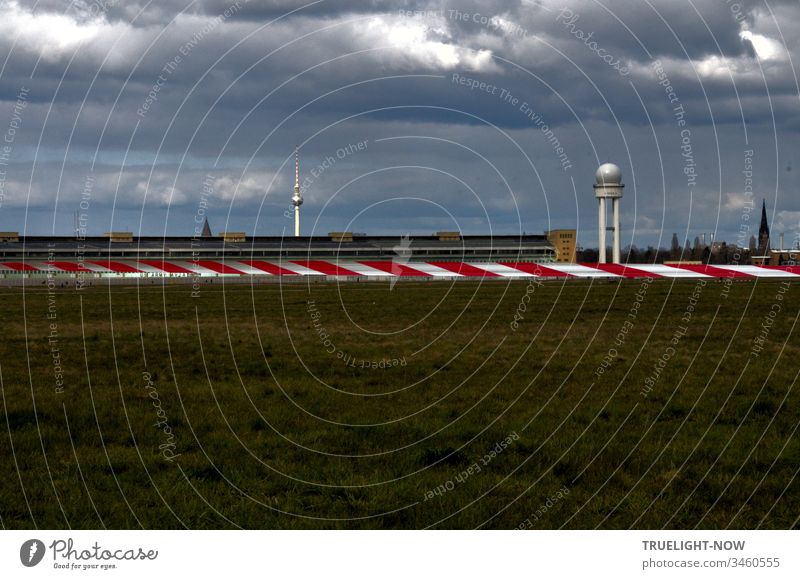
[0,234,551,252]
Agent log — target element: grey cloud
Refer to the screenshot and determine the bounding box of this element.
[0,0,797,248]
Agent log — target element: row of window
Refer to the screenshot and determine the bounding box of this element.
[0,250,554,259]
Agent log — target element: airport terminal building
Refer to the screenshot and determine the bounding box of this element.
[0,230,557,281]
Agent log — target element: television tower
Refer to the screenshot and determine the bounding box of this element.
[291,147,303,237]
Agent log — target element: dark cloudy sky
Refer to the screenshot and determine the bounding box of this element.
[0,0,798,249]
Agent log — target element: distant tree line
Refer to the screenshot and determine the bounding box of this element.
[576,233,756,265]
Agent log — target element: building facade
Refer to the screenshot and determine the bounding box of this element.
[0,231,556,279]
[546,229,577,263]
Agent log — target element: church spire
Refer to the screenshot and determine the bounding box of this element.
[758,198,770,255]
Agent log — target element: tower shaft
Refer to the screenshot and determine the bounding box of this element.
[291,147,303,238]
[612,198,621,264]
[598,198,607,263]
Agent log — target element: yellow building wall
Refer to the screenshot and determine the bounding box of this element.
[546,229,577,263]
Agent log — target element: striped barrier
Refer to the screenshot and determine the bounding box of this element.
[0,260,798,279]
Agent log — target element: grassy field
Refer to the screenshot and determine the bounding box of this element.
[0,277,799,529]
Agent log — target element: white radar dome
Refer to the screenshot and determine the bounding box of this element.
[595,163,622,185]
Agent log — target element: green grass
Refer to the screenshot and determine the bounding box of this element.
[0,278,799,529]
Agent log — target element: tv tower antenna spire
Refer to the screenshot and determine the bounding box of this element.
[291,146,303,237]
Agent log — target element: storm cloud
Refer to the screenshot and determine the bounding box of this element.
[0,0,798,249]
